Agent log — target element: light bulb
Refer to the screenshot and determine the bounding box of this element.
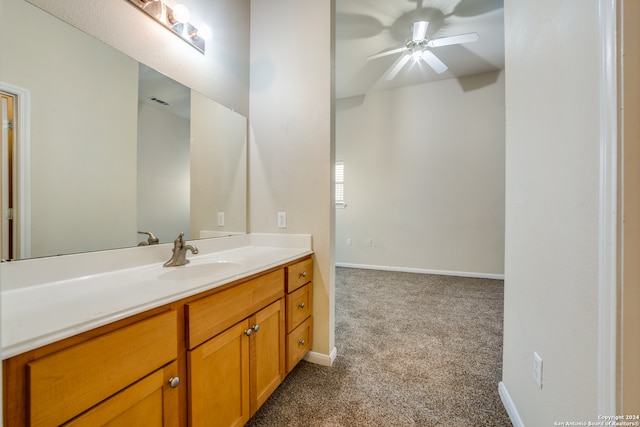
[198,25,212,40]
[411,50,424,61]
[172,4,190,23]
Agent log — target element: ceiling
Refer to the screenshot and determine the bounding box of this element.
[335,0,505,99]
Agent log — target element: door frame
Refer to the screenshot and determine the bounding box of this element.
[0,81,31,259]
[597,0,618,415]
[617,0,640,413]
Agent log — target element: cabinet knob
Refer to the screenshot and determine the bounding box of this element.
[168,377,180,389]
[298,302,305,309]
[300,271,307,278]
[252,324,260,333]
[244,328,253,336]
[299,339,305,346]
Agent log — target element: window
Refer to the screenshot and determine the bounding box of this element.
[336,161,345,208]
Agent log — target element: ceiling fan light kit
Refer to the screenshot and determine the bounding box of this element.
[373,20,479,80]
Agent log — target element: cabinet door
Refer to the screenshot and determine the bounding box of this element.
[188,320,250,427]
[251,299,285,413]
[63,361,179,427]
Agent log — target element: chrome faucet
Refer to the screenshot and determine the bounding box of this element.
[137,231,160,246]
[163,232,198,267]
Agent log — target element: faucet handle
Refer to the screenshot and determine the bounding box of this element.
[163,232,197,267]
[138,231,159,245]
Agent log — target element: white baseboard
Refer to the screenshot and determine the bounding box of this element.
[498,382,524,427]
[304,346,337,367]
[335,262,505,280]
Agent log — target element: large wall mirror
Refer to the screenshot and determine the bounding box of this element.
[0,0,247,260]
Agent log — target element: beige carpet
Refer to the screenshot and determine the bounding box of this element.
[246,267,512,426]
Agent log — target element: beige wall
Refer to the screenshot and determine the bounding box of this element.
[336,71,505,277]
[249,0,335,361]
[502,0,604,423]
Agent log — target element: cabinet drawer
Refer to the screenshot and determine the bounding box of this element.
[186,269,284,349]
[286,258,313,293]
[286,316,312,373]
[286,283,312,333]
[28,310,178,427]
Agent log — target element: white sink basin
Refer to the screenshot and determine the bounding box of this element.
[157,259,243,280]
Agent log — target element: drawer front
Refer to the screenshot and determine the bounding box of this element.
[286,283,312,333]
[28,310,178,427]
[286,316,313,373]
[286,258,313,293]
[186,269,285,349]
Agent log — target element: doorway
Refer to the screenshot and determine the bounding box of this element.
[0,82,31,260]
[0,91,16,260]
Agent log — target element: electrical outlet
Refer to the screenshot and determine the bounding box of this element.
[277,212,287,228]
[533,352,543,388]
[217,212,225,227]
[367,239,373,246]
[347,238,352,246]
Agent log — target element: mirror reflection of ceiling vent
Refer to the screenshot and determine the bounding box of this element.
[148,97,170,106]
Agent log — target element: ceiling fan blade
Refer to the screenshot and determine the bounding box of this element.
[450,0,503,18]
[421,51,448,74]
[368,46,408,60]
[427,32,479,48]
[385,54,411,80]
[412,21,428,41]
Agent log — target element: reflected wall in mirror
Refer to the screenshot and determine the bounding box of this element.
[137,64,191,244]
[0,0,247,260]
[190,91,247,240]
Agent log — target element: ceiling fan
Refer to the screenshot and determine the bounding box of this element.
[369,21,479,80]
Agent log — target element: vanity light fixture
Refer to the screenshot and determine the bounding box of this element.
[126,0,206,54]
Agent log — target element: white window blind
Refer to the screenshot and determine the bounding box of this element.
[336,161,345,208]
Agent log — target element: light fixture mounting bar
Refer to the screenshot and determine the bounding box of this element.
[126,0,205,54]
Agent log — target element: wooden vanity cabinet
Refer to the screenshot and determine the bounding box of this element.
[185,270,286,426]
[3,255,313,427]
[285,258,313,373]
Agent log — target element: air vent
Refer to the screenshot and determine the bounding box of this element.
[148,97,170,106]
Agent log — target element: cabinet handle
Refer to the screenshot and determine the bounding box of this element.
[168,377,180,389]
[300,271,307,278]
[298,302,305,309]
[299,339,305,346]
[252,324,260,333]
[244,328,253,336]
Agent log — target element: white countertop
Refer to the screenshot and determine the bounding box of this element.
[0,233,313,359]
